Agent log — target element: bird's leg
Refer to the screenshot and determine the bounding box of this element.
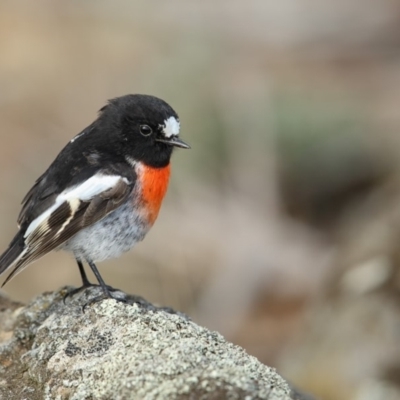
[82,259,127,310]
[63,258,92,301]
[64,258,115,302]
[87,259,112,297]
[77,258,92,287]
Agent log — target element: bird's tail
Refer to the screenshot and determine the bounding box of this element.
[0,232,27,286]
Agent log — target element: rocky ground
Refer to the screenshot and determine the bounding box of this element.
[0,287,313,400]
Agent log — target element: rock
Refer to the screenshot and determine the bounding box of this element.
[0,287,306,400]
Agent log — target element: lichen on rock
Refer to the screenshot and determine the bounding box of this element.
[0,287,301,400]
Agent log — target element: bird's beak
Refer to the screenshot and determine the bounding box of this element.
[156,137,191,149]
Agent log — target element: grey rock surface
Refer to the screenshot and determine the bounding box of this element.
[0,287,300,400]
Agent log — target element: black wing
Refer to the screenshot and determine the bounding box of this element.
[17,120,127,229]
[1,168,135,286]
[1,119,136,285]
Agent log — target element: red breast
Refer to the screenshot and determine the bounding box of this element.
[138,164,171,225]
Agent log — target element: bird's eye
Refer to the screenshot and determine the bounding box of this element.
[139,125,152,136]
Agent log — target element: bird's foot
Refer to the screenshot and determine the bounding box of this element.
[82,288,127,312]
[63,283,118,303]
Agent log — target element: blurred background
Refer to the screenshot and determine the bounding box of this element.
[1,1,400,399]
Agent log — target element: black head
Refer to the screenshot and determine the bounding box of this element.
[98,94,190,168]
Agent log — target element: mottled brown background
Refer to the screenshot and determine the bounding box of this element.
[1,1,400,399]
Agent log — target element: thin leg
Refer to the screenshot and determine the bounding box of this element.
[63,258,126,308]
[81,259,127,309]
[77,259,91,287]
[87,259,112,297]
[64,258,119,304]
[63,258,93,302]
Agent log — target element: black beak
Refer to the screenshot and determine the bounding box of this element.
[156,137,191,149]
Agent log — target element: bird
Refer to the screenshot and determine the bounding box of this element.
[0,94,190,306]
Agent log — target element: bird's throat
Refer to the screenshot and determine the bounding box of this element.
[139,164,171,225]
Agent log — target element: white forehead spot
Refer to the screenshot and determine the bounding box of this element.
[162,116,180,138]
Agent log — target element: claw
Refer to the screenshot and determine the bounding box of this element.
[81,290,127,312]
[63,284,121,304]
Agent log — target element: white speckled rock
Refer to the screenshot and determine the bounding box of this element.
[0,287,310,400]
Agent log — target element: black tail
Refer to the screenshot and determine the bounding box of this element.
[0,232,26,285]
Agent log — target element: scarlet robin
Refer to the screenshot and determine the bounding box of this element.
[0,94,190,305]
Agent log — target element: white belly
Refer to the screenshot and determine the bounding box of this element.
[61,202,149,262]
